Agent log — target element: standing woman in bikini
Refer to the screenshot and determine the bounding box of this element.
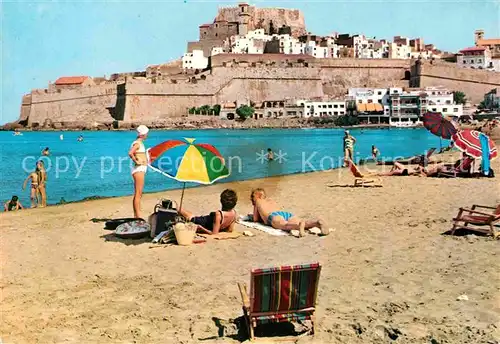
[128,125,149,218]
[37,160,48,207]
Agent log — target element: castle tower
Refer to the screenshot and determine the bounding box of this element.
[475,29,485,46]
[238,3,250,36]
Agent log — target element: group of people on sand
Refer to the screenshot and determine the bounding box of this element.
[5,160,47,212]
[128,125,329,237]
[177,188,329,237]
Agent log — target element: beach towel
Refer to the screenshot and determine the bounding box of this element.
[237,215,289,236]
[480,133,490,176]
[199,232,243,240]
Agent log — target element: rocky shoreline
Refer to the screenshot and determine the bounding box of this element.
[2,117,392,131]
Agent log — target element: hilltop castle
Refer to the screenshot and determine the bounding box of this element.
[187,3,306,56]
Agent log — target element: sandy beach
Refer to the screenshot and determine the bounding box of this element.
[1,154,499,343]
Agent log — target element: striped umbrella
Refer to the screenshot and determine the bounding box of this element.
[452,129,497,160]
[147,138,230,209]
[422,112,458,139]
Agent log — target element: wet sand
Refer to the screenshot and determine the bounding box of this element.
[1,154,499,343]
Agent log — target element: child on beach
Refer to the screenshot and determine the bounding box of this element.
[178,189,238,235]
[4,196,23,212]
[251,188,329,237]
[22,166,40,208]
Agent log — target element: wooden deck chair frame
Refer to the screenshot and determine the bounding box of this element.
[437,157,474,178]
[347,158,382,187]
[237,263,321,341]
[451,205,500,238]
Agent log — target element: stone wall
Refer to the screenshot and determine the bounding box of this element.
[414,61,500,103]
[317,58,411,97]
[27,84,117,125]
[19,94,32,123]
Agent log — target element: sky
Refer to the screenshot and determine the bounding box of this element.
[1,0,499,124]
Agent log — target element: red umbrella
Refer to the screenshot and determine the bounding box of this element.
[452,129,498,160]
[422,112,458,139]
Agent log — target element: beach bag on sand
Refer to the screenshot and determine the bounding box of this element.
[148,199,178,238]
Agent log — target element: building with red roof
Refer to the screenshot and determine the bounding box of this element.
[457,46,493,70]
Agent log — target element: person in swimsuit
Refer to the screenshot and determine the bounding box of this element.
[372,145,380,161]
[37,160,48,207]
[128,125,149,218]
[251,188,329,237]
[4,196,24,212]
[41,147,50,156]
[343,130,356,167]
[22,165,40,208]
[267,148,274,161]
[177,189,238,235]
[377,161,419,176]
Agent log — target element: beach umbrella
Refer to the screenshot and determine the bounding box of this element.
[451,129,497,160]
[147,138,230,209]
[422,112,458,140]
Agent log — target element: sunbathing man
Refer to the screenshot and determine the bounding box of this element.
[377,161,421,176]
[251,188,329,237]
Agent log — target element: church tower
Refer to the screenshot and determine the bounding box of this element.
[474,29,484,46]
[238,3,250,36]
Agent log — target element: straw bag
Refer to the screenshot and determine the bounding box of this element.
[173,222,197,246]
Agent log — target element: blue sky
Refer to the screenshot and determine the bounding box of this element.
[2,0,499,124]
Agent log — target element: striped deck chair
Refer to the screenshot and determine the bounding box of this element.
[237,263,321,340]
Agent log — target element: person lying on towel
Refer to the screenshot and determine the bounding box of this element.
[250,188,329,237]
[178,189,237,235]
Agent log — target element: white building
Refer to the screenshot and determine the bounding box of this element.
[348,88,390,116]
[389,43,411,59]
[457,47,493,70]
[304,41,328,58]
[211,47,225,56]
[412,87,454,106]
[426,104,463,118]
[279,34,306,55]
[182,50,208,70]
[302,100,347,118]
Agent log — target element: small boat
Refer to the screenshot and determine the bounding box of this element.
[389,119,422,128]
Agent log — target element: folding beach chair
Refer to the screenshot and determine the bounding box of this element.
[437,157,474,178]
[451,204,500,238]
[237,263,321,340]
[346,158,382,187]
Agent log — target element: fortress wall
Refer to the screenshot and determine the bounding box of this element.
[210,53,314,67]
[314,58,411,69]
[28,84,117,125]
[19,95,32,123]
[121,67,322,120]
[417,62,500,103]
[214,78,322,104]
[123,94,213,122]
[317,59,410,97]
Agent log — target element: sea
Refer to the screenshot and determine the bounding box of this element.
[0,128,447,207]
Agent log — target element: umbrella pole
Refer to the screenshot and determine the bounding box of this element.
[179,182,186,212]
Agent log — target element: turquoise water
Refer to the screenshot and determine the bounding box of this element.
[0,129,446,207]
